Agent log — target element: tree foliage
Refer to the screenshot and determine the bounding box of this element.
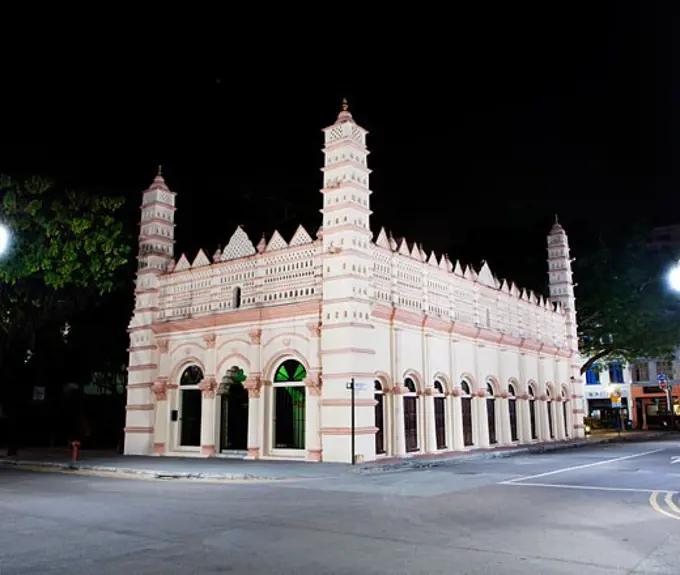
[0,175,131,382]
[576,228,680,374]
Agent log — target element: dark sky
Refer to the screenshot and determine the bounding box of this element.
[1,2,677,293]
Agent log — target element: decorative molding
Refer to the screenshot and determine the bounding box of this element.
[201,445,216,456]
[248,329,262,345]
[245,375,262,399]
[157,339,169,354]
[198,377,217,399]
[204,333,217,349]
[153,380,169,401]
[153,443,165,455]
[304,375,323,396]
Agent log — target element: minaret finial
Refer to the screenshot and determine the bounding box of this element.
[554,213,559,224]
[157,164,163,177]
[341,97,349,112]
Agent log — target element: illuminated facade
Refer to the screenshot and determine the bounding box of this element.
[124,102,585,462]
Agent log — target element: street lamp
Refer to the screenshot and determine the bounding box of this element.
[0,223,10,257]
[668,261,680,292]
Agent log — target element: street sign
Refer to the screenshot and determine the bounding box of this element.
[346,381,368,391]
[610,388,622,408]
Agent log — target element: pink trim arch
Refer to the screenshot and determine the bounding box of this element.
[216,353,252,375]
[459,372,477,391]
[527,380,538,396]
[170,357,207,384]
[485,375,500,395]
[374,371,393,391]
[262,350,311,382]
[432,372,452,393]
[401,369,424,392]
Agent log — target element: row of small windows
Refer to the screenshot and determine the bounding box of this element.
[140,243,171,254]
[324,194,368,207]
[266,260,313,275]
[265,270,314,284]
[325,309,370,321]
[264,288,315,301]
[325,152,366,165]
[325,173,369,187]
[326,216,369,228]
[326,264,368,275]
[142,210,173,222]
[222,271,255,282]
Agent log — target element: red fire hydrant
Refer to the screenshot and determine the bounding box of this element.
[70,440,80,463]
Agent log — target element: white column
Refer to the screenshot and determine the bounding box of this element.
[199,378,217,456]
[305,376,322,461]
[425,390,438,452]
[394,388,406,456]
[555,398,566,440]
[152,379,169,455]
[475,393,490,448]
[499,396,512,445]
[451,391,465,450]
[245,376,262,459]
[540,398,551,441]
[519,397,532,443]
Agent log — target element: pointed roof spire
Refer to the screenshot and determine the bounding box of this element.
[550,213,564,234]
[336,96,353,123]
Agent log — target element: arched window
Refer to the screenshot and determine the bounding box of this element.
[404,377,417,393]
[434,381,444,394]
[508,383,516,397]
[433,380,446,449]
[486,381,495,396]
[179,365,203,448]
[234,286,242,309]
[508,382,518,441]
[275,359,307,382]
[486,380,497,444]
[273,359,307,450]
[374,380,386,455]
[460,380,471,395]
[180,365,203,386]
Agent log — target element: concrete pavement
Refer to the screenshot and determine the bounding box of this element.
[0,430,665,481]
[0,438,679,574]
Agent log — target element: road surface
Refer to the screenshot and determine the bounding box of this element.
[0,439,678,574]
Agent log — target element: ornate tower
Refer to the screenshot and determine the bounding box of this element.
[319,100,376,462]
[124,169,177,455]
[547,217,584,438]
[547,217,577,348]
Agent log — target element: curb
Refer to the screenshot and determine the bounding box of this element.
[354,432,669,474]
[0,459,277,482]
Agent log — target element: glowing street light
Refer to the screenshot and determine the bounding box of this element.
[668,261,680,293]
[0,223,10,257]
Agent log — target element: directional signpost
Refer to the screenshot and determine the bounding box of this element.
[658,374,676,430]
[346,379,368,465]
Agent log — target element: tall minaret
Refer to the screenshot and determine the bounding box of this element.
[547,217,577,350]
[319,99,375,463]
[547,217,584,439]
[124,169,176,455]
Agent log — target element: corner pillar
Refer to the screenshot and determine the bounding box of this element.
[152,378,169,454]
[198,377,217,456]
[305,374,322,461]
[245,375,262,459]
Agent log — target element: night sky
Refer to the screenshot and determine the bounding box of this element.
[1,3,677,294]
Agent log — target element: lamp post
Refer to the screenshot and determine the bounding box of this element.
[667,262,680,430]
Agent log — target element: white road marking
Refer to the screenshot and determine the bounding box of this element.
[500,481,678,494]
[500,448,665,484]
[671,456,680,465]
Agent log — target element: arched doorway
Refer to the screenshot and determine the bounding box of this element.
[219,366,249,452]
[562,387,569,437]
[461,380,473,446]
[273,359,306,450]
[486,381,497,444]
[403,377,419,452]
[179,365,203,447]
[508,383,518,442]
[528,384,538,440]
[374,380,386,455]
[433,380,446,450]
[546,387,555,439]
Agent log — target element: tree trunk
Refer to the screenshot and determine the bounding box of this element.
[580,348,613,375]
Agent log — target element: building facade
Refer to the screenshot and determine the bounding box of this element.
[583,360,632,428]
[124,103,586,463]
[628,355,680,429]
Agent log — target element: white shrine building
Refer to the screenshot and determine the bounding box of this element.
[124,101,586,463]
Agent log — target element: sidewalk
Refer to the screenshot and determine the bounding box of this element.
[0,430,669,481]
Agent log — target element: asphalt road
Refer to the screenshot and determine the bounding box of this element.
[1,439,679,574]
